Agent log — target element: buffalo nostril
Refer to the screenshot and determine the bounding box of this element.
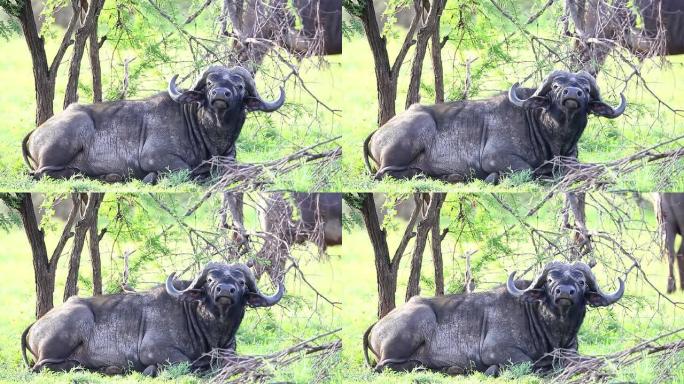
[216,287,221,292]
[224,91,230,97]
[555,288,561,294]
[570,289,575,295]
[229,287,235,294]
[577,91,583,97]
[562,89,569,95]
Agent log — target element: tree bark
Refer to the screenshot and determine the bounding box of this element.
[16,0,53,125]
[406,193,445,300]
[89,26,103,103]
[359,193,396,317]
[358,0,396,125]
[64,193,104,301]
[64,0,105,108]
[432,213,445,295]
[89,193,105,295]
[431,20,444,103]
[564,192,593,262]
[16,194,54,318]
[405,0,445,108]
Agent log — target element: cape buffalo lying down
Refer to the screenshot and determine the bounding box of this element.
[363,261,624,376]
[23,66,285,183]
[364,70,626,183]
[21,263,284,376]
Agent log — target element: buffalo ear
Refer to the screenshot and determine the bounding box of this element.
[244,97,262,111]
[585,291,610,307]
[245,292,271,308]
[173,91,205,104]
[523,96,550,110]
[589,101,615,117]
[520,289,546,303]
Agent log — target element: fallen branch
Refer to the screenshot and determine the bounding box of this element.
[547,328,684,383]
[204,329,342,383]
[542,138,684,193]
[204,137,341,193]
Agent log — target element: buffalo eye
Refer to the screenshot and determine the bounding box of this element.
[547,278,553,283]
[207,80,213,87]
[207,277,214,284]
[579,280,585,286]
[240,280,245,286]
[552,84,560,90]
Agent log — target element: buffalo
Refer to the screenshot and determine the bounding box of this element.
[363,70,627,183]
[633,0,684,56]
[21,262,284,375]
[656,193,684,293]
[253,193,342,279]
[363,261,624,375]
[22,65,285,183]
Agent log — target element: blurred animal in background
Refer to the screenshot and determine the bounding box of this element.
[654,193,684,293]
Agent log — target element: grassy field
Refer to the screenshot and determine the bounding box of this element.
[1,192,684,383]
[0,34,344,193]
[338,21,684,193]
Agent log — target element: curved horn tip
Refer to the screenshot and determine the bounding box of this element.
[257,87,286,112]
[507,271,524,297]
[167,74,183,101]
[262,280,285,306]
[508,83,525,108]
[165,272,182,298]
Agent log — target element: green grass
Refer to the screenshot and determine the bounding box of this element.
[0,36,343,193]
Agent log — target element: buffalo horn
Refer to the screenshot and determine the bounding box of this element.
[230,66,285,112]
[167,75,184,103]
[575,263,625,306]
[165,270,205,299]
[235,263,285,307]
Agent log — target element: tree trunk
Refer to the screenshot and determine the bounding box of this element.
[359,193,397,318]
[406,193,445,300]
[564,192,593,262]
[358,0,396,125]
[64,193,104,301]
[405,0,445,108]
[89,193,105,295]
[15,194,54,318]
[89,27,103,103]
[431,21,444,104]
[64,0,105,108]
[16,0,53,125]
[432,214,445,295]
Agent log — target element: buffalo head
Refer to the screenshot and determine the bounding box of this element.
[508,70,626,119]
[507,261,624,315]
[165,262,284,316]
[167,66,285,112]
